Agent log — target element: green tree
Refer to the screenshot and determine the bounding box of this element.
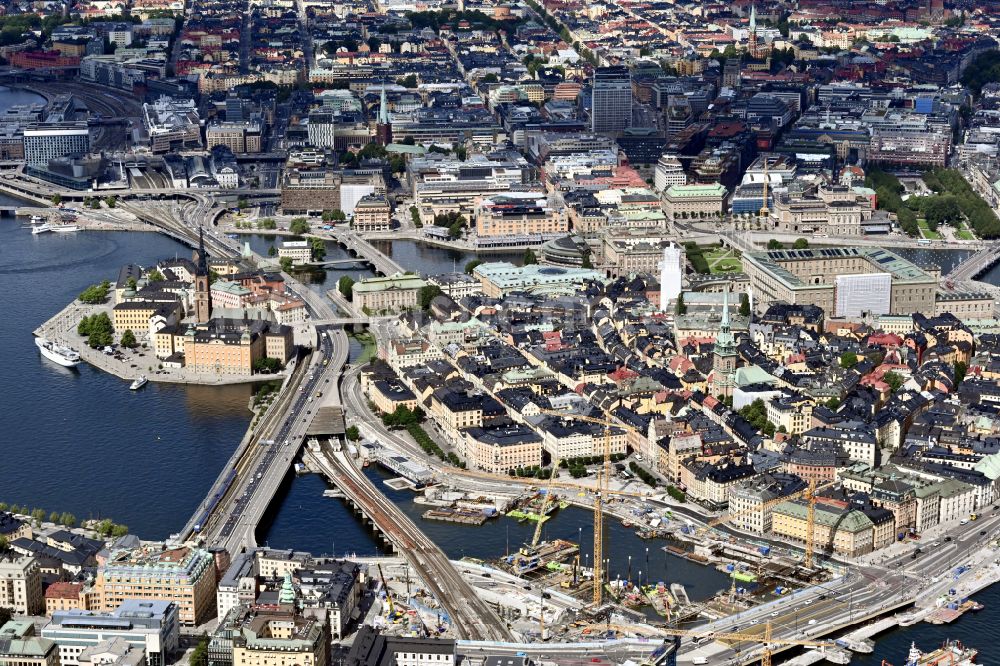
[954,360,967,388]
[310,237,326,261]
[883,371,904,393]
[257,217,277,230]
[675,292,686,315]
[148,269,165,282]
[418,284,443,310]
[104,196,116,208]
[49,511,59,523]
[825,397,841,409]
[268,245,277,257]
[338,275,355,299]
[767,239,783,250]
[253,357,282,373]
[78,281,111,304]
[289,217,310,235]
[739,293,750,317]
[792,238,809,249]
[51,193,62,205]
[279,257,294,272]
[0,603,9,627]
[31,508,45,525]
[522,249,538,265]
[0,503,7,512]
[840,352,859,369]
[237,198,248,210]
[120,329,137,348]
[346,425,361,441]
[126,277,138,290]
[110,524,129,538]
[190,632,210,666]
[60,512,76,527]
[397,74,418,88]
[322,209,347,222]
[464,259,483,274]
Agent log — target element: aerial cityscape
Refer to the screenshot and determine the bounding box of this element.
[3,0,1000,665]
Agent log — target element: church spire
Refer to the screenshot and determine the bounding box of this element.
[378,84,389,125]
[749,3,757,33]
[196,226,208,276]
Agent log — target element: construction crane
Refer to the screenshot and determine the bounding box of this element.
[530,458,563,548]
[537,408,626,606]
[696,479,836,536]
[376,564,394,617]
[585,621,833,654]
[804,478,818,570]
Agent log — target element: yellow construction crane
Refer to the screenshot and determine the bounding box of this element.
[531,459,563,548]
[537,408,624,606]
[586,621,832,654]
[376,564,394,616]
[696,479,836,536]
[804,478,818,570]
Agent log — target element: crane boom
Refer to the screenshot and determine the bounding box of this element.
[376,563,393,616]
[585,622,833,648]
[531,460,562,548]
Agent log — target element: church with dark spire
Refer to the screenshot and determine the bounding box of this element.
[376,84,392,146]
[194,227,212,323]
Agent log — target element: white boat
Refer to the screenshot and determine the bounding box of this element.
[51,224,80,233]
[31,223,52,235]
[129,375,148,390]
[30,215,45,224]
[34,337,81,367]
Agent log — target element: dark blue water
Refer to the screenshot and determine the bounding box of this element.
[0,221,253,537]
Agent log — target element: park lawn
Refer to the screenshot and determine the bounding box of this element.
[917,219,941,240]
[710,257,743,273]
[703,247,742,274]
[955,223,976,240]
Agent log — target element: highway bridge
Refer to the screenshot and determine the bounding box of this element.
[945,242,1000,281]
[305,446,513,643]
[329,228,403,276]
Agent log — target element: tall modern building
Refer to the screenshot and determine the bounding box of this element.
[591,66,632,134]
[23,123,90,168]
[659,243,683,311]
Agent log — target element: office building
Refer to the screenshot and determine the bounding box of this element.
[352,195,392,232]
[591,66,632,134]
[210,604,327,666]
[0,553,43,615]
[742,247,938,316]
[834,273,892,318]
[93,546,216,626]
[23,123,90,168]
[42,601,179,666]
[352,273,428,314]
[659,243,683,311]
[0,621,59,666]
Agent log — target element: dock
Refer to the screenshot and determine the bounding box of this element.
[422,507,493,525]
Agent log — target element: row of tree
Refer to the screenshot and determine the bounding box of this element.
[78,280,111,304]
[0,503,77,527]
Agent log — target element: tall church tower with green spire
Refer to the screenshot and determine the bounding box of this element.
[711,287,738,397]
